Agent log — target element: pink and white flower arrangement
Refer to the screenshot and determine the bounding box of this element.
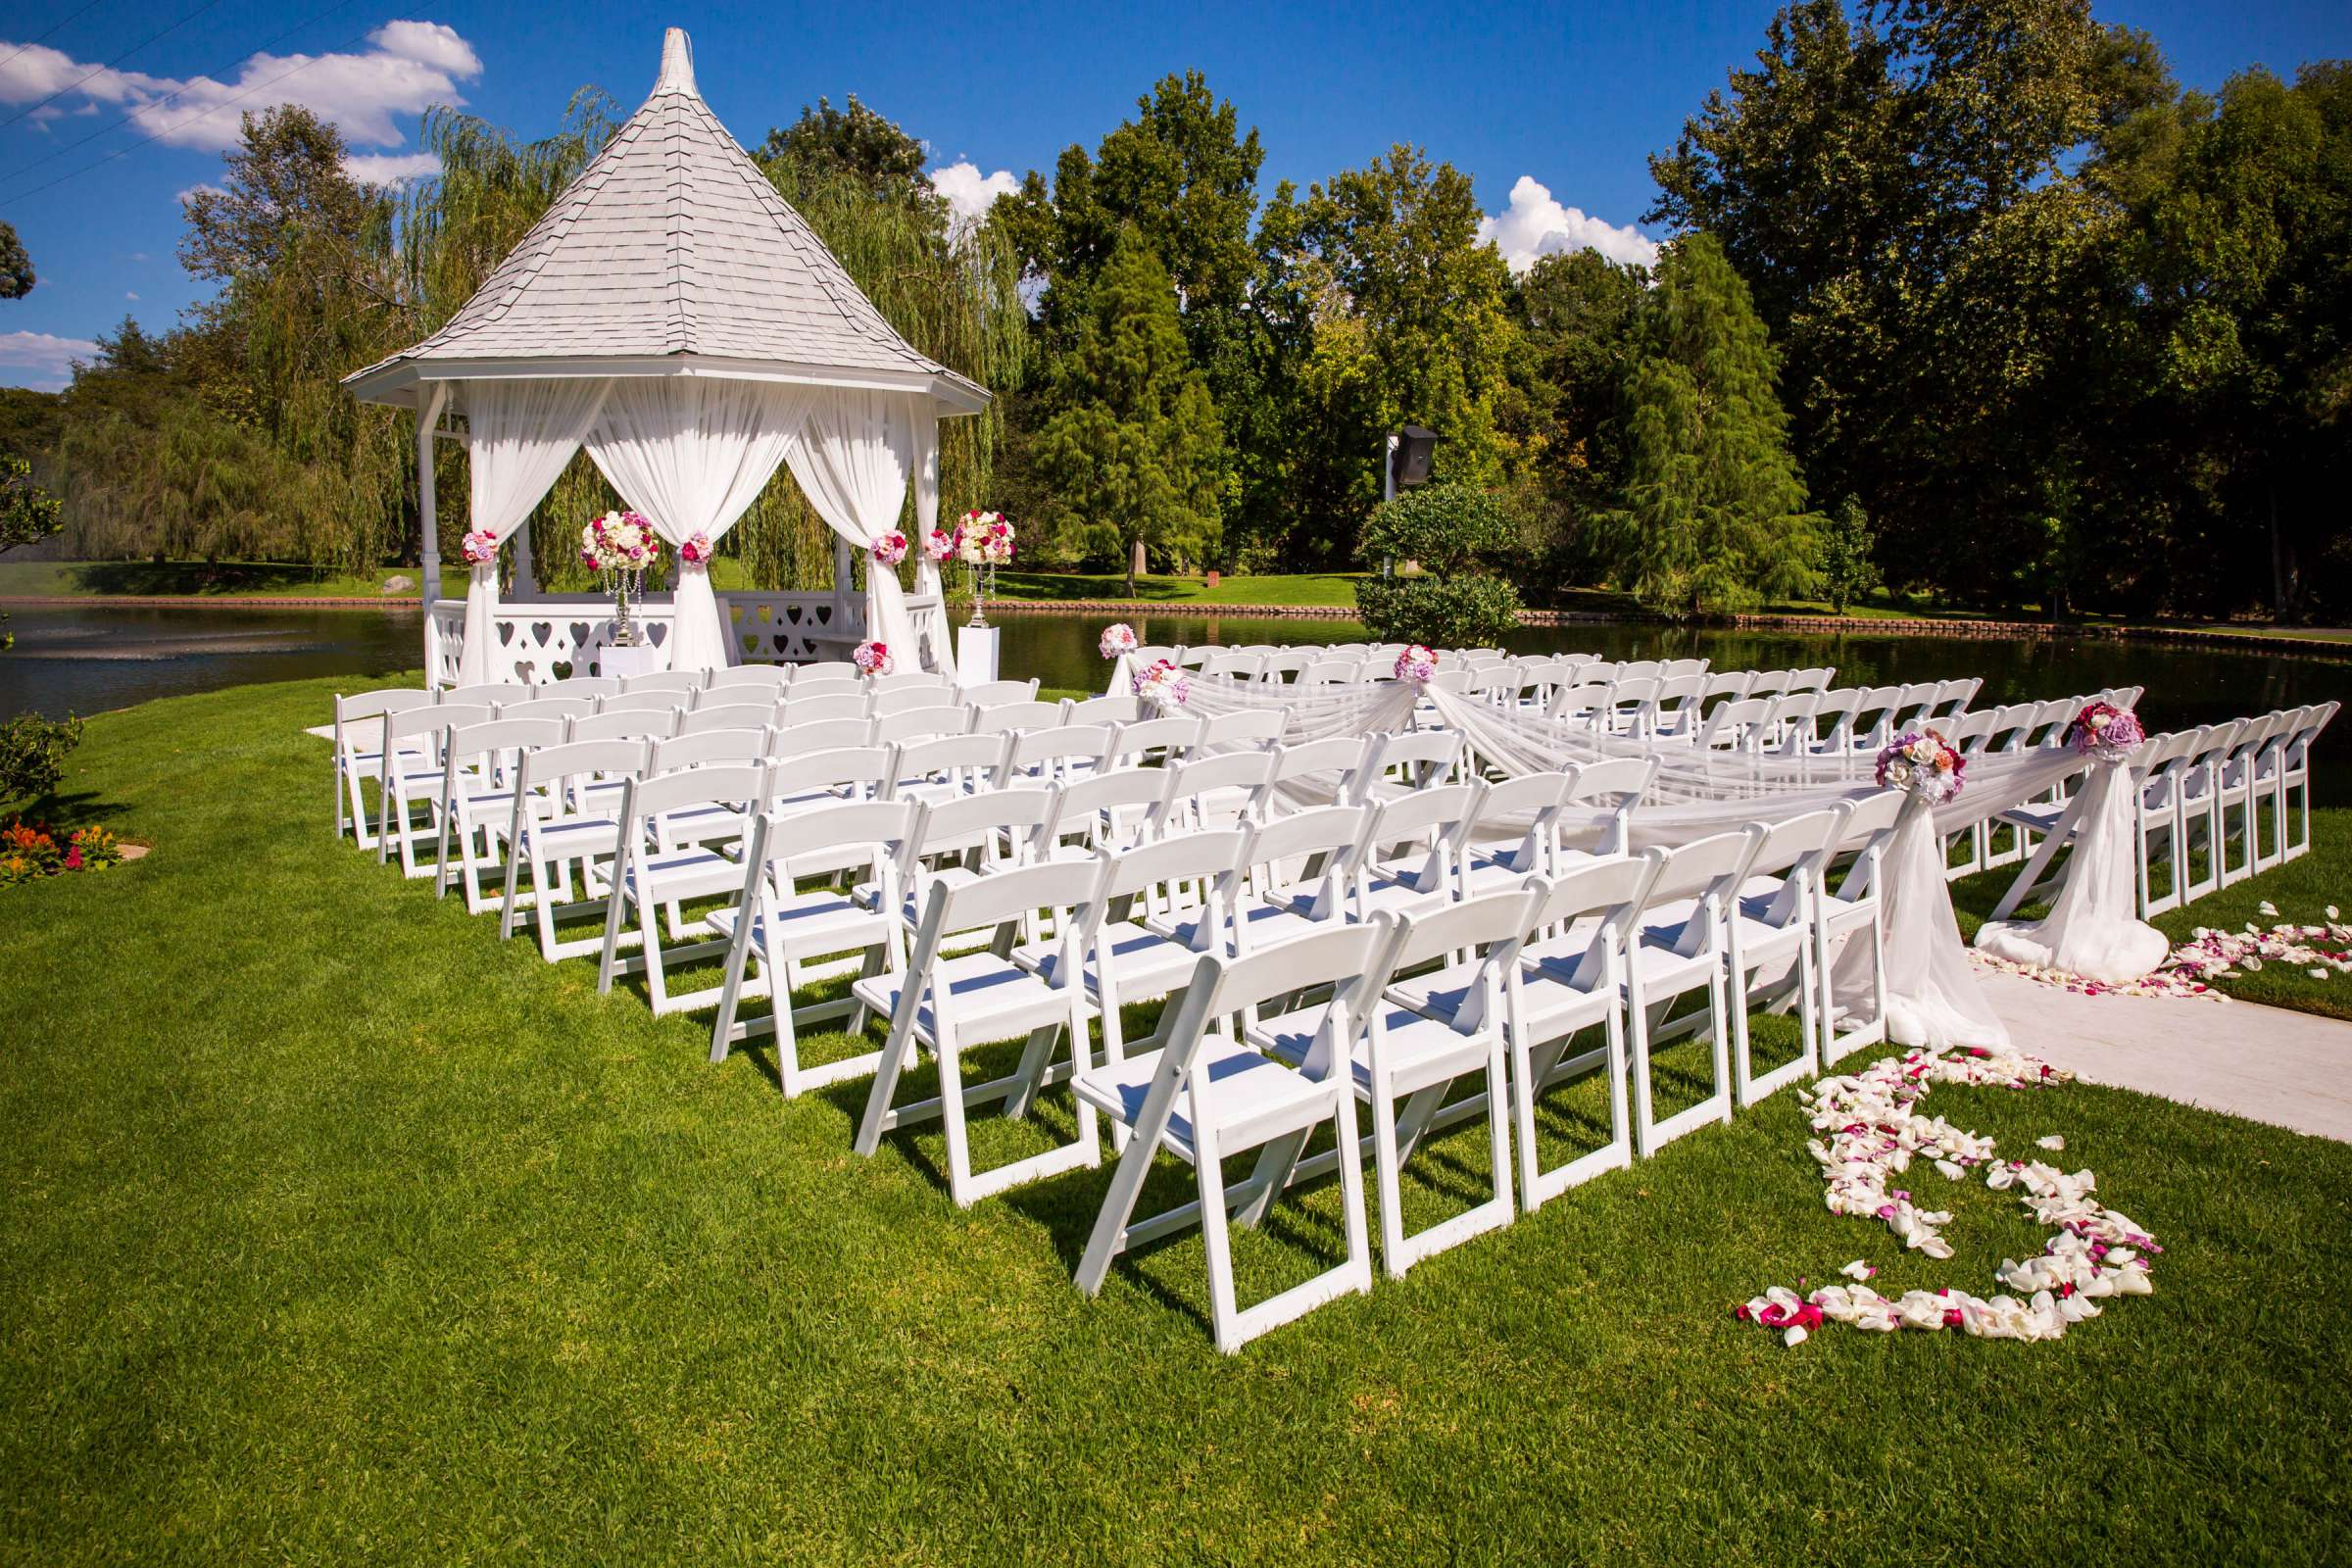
[870,532,908,568]
[460,528,499,565]
[2065,700,2146,761]
[922,528,956,564]
[1876,727,1965,804]
[1734,1045,2159,1348]
[1099,622,1139,660]
[1132,658,1191,710]
[1394,644,1437,684]
[852,639,894,677]
[678,531,714,565]
[579,510,662,573]
[957,511,1015,565]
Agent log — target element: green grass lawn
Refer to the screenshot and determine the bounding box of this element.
[5,677,2352,1563]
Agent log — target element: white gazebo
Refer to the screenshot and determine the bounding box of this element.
[345,27,982,686]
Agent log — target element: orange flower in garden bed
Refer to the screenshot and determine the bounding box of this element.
[0,819,126,885]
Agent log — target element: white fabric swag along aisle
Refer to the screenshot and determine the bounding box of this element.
[1118,640,2171,1053]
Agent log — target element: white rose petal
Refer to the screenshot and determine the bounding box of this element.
[2036,1135,2066,1152]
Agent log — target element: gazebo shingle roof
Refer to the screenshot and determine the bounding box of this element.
[345,30,983,410]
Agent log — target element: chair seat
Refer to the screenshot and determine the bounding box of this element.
[514,812,621,854]
[1072,1042,1329,1160]
[624,846,741,906]
[1514,959,1617,1038]
[1012,919,1202,1002]
[709,887,891,956]
[1355,869,1452,918]
[1251,999,1479,1098]
[852,950,1090,1044]
[1383,956,1486,1026]
[1997,801,2069,835]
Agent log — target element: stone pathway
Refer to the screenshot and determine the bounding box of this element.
[1983,970,2352,1144]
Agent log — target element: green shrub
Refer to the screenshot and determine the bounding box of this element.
[1353,481,1524,646]
[1354,574,1523,649]
[1359,482,1516,575]
[0,712,81,808]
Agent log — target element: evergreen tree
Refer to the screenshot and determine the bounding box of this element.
[1034,230,1225,592]
[0,221,31,300]
[1606,233,1821,616]
[1817,493,1883,611]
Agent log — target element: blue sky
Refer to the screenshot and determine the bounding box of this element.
[2,0,2345,390]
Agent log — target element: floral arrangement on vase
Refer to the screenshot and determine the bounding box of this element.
[956,510,1014,627]
[1876,727,1966,804]
[870,532,908,568]
[1132,658,1191,710]
[922,529,956,566]
[1394,644,1437,684]
[580,510,662,648]
[853,639,894,677]
[2064,700,2146,761]
[1099,622,1138,660]
[460,529,499,567]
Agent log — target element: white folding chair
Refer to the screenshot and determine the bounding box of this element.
[1355,782,1488,919]
[769,715,877,758]
[1622,828,1764,1154]
[1817,791,1903,1066]
[1262,889,1540,1275]
[956,678,1041,708]
[435,716,566,912]
[1067,694,1142,726]
[874,706,971,746]
[1197,709,1286,750]
[779,691,871,725]
[499,737,649,962]
[621,670,703,697]
[970,700,1066,735]
[376,704,495,878]
[598,689,686,717]
[500,696,598,725]
[884,732,1009,808]
[1150,750,1276,835]
[332,688,432,847]
[707,663,791,694]
[709,799,916,1096]
[441,682,529,710]
[597,762,772,1016]
[1071,921,1388,1352]
[1460,770,1580,895]
[1000,724,1115,787]
[854,856,1109,1206]
[1727,807,1844,1105]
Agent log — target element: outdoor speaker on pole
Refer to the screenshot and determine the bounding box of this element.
[1390,425,1439,492]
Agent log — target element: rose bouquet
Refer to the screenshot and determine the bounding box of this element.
[1099,622,1139,660]
[956,510,1014,625]
[870,532,908,568]
[1394,644,1437,684]
[853,639,894,677]
[678,531,714,566]
[580,510,663,646]
[460,528,500,566]
[2064,700,2146,762]
[1132,658,1191,710]
[922,529,956,564]
[1875,727,1966,804]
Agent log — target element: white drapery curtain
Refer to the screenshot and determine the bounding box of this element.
[1975,760,2172,983]
[456,378,611,685]
[586,377,808,671]
[784,388,922,663]
[909,416,954,675]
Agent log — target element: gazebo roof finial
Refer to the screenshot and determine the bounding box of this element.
[655,26,697,97]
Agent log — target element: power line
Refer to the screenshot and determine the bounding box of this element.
[0,0,225,133]
[0,0,113,76]
[0,0,363,190]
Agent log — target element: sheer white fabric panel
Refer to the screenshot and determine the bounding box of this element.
[586,377,809,671]
[909,418,954,675]
[1975,760,2171,983]
[1166,673,2148,1050]
[784,389,921,664]
[455,377,611,685]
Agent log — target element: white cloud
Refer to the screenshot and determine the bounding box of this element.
[929,161,1017,235]
[0,22,481,155]
[1479,175,1658,272]
[0,329,101,392]
[344,151,441,186]
[175,181,228,205]
[124,291,139,301]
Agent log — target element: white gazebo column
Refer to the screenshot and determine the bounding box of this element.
[416,381,449,675]
[832,535,854,642]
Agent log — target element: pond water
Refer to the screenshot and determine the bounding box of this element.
[6,602,2345,802]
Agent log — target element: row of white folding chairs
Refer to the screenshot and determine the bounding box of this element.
[696,776,1909,1348]
[1988,702,2335,919]
[331,678,1050,847]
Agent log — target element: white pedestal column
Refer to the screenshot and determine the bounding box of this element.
[956,624,1001,686]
